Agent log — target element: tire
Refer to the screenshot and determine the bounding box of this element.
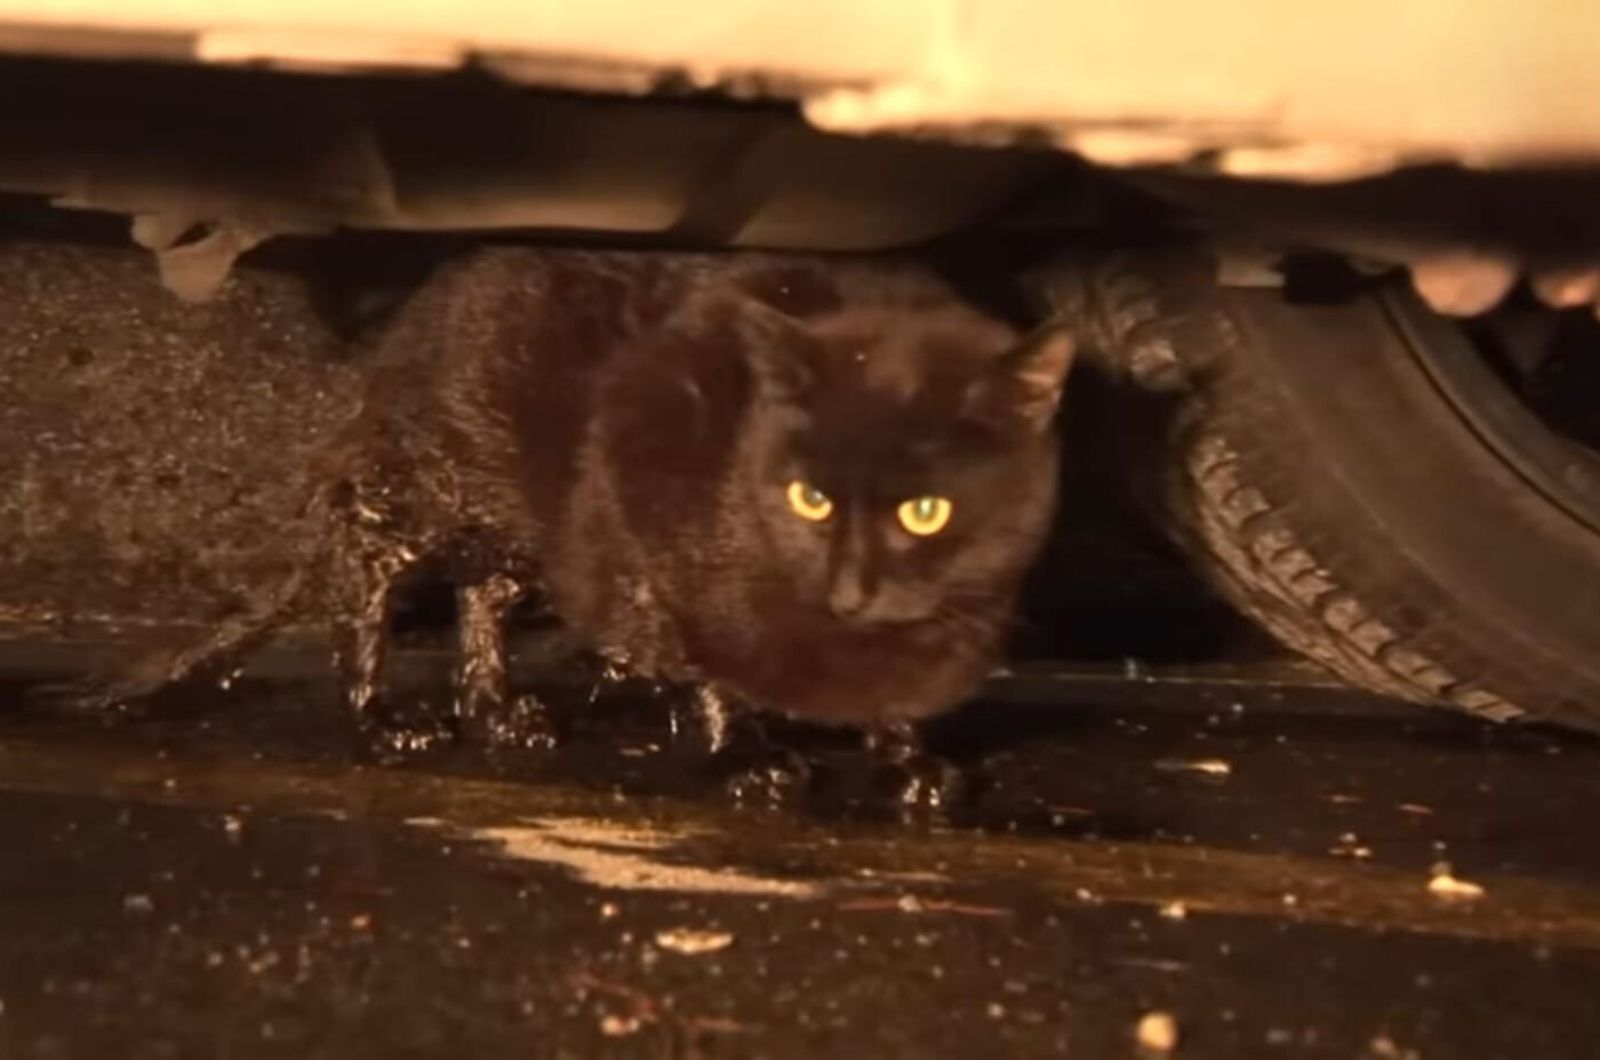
[1054,247,1600,730]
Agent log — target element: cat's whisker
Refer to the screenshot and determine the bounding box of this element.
[929,604,1006,647]
[938,596,1013,628]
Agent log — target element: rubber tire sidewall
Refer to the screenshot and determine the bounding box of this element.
[1078,248,1600,729]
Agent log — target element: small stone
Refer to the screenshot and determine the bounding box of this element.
[986,1002,1006,1019]
[600,1014,641,1037]
[654,928,734,955]
[1158,901,1188,921]
[1428,864,1485,901]
[599,902,620,920]
[1136,1011,1179,1052]
[123,894,154,914]
[1155,758,1232,778]
[1331,834,1374,860]
[896,894,926,914]
[350,913,373,930]
[1368,1033,1420,1059]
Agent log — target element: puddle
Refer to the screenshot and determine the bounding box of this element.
[408,814,822,898]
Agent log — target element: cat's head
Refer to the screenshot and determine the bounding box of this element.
[731,263,1076,632]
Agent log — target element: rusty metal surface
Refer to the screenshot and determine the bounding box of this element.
[4,0,1600,178]
[0,59,1051,255]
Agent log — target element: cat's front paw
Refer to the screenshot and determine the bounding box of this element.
[890,750,966,821]
[468,692,559,752]
[721,746,812,808]
[669,684,735,754]
[866,722,967,823]
[679,693,810,806]
[353,698,459,761]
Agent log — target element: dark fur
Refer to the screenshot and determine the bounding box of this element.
[90,247,1073,737]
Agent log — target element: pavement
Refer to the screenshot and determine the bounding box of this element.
[2,659,1599,1059]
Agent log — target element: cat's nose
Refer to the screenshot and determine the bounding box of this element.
[827,574,871,620]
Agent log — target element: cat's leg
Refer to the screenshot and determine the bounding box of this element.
[866,721,965,818]
[454,571,557,750]
[326,518,457,754]
[671,683,734,753]
[681,685,811,806]
[329,537,409,726]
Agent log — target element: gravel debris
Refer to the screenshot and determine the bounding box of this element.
[654,928,735,955]
[1137,1010,1179,1052]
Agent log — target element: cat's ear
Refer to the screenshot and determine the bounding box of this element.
[962,321,1077,435]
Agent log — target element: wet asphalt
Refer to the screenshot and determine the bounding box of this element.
[2,657,1599,1059]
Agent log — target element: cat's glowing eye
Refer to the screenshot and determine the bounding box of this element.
[897,496,953,536]
[786,479,834,521]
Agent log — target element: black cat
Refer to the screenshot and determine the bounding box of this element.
[79,247,1074,773]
